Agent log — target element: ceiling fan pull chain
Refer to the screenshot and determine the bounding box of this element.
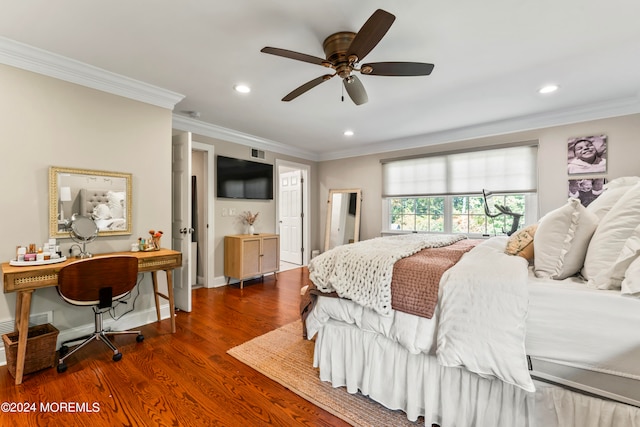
[341,83,344,102]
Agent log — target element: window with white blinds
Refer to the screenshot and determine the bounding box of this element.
[382,144,538,197]
[381,144,538,235]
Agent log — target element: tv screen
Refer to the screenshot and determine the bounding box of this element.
[216,155,274,200]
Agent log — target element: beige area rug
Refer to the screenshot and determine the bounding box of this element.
[228,320,420,427]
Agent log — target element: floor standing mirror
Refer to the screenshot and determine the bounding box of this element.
[324,188,362,251]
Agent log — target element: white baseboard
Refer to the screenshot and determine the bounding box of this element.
[0,304,171,367]
[206,275,229,288]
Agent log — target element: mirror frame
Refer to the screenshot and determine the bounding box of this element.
[324,188,362,252]
[49,166,132,238]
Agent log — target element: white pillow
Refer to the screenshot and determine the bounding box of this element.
[589,224,640,289]
[606,176,640,189]
[107,191,125,219]
[586,177,640,220]
[582,182,640,281]
[534,198,599,279]
[622,256,640,296]
[92,203,111,220]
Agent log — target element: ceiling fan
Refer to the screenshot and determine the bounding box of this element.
[261,9,434,105]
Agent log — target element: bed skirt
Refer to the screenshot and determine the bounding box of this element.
[313,320,640,427]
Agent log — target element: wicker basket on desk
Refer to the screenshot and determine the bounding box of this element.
[2,324,59,378]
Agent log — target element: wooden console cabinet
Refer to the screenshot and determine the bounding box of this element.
[224,234,279,289]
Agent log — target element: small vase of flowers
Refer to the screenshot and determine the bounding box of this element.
[240,211,259,235]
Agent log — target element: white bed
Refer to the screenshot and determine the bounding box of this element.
[304,177,640,427]
[79,188,127,231]
[527,274,640,407]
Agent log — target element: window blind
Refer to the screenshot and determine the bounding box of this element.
[382,145,538,197]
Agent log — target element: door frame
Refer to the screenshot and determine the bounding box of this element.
[192,141,215,288]
[275,159,311,266]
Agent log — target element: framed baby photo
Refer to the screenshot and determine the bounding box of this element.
[567,135,607,175]
[568,178,606,207]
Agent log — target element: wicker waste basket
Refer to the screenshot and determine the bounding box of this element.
[2,323,59,379]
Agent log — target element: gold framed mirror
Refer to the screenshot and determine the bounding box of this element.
[324,188,362,252]
[49,166,132,238]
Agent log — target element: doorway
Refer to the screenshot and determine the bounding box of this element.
[276,160,310,269]
[192,141,215,288]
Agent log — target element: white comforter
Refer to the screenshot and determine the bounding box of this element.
[306,236,535,392]
[437,237,534,392]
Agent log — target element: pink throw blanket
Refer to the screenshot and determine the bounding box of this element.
[391,239,481,318]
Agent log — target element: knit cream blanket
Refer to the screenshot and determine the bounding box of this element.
[309,234,466,316]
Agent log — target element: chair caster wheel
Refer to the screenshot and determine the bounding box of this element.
[113,352,123,362]
[59,345,69,357]
[136,334,144,343]
[57,363,67,373]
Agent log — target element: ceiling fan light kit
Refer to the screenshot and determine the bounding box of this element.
[261,9,434,105]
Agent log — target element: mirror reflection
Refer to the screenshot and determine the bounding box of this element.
[324,188,362,251]
[69,214,99,258]
[49,167,132,238]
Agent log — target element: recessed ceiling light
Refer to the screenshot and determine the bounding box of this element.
[234,84,251,94]
[538,84,559,94]
[343,130,354,137]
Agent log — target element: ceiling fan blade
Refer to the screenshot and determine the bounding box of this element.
[343,75,368,105]
[282,74,334,101]
[347,9,395,62]
[361,62,435,76]
[261,47,326,66]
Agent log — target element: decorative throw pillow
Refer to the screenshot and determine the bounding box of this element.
[622,256,640,296]
[589,224,640,290]
[582,182,640,281]
[505,224,538,261]
[586,176,640,220]
[534,198,599,279]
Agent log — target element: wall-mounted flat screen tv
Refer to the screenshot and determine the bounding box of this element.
[216,155,274,200]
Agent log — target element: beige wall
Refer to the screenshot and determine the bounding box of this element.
[317,114,640,243]
[0,65,173,336]
[1,60,638,348]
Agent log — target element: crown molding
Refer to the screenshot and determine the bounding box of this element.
[4,37,637,163]
[318,95,640,161]
[172,114,320,162]
[0,37,184,110]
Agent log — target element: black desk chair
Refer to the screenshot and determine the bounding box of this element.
[56,255,144,373]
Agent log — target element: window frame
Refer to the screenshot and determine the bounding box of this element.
[382,192,537,237]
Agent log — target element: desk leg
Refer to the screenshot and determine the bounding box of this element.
[150,271,176,334]
[151,271,161,323]
[14,290,33,385]
[165,270,176,333]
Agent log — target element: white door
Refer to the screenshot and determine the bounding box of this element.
[172,132,192,312]
[192,141,215,288]
[279,170,302,264]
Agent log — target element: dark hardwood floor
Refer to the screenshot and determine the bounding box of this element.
[0,268,350,427]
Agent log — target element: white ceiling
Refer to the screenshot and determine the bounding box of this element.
[2,0,640,161]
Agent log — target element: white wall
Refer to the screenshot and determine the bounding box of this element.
[0,64,173,354]
[317,114,640,242]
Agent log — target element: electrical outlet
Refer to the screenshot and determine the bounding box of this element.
[222,208,228,217]
[229,208,236,216]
